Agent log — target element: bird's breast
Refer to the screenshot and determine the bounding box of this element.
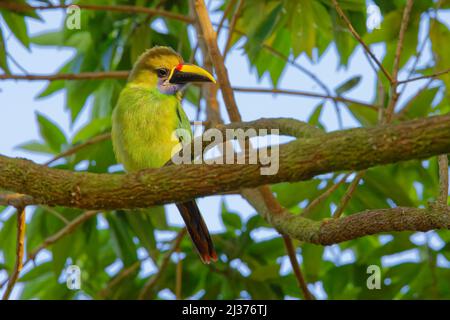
[112,89,181,171]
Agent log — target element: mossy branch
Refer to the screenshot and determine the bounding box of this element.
[1,115,450,244]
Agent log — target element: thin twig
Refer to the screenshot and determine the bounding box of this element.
[232,86,378,110]
[0,71,129,81]
[282,235,313,300]
[175,247,183,300]
[438,155,448,205]
[0,2,193,23]
[138,229,186,300]
[223,0,243,59]
[2,207,26,300]
[193,0,242,122]
[98,260,141,298]
[301,173,351,217]
[216,0,237,35]
[332,171,366,218]
[44,133,112,166]
[384,0,414,123]
[397,68,450,85]
[27,211,99,261]
[331,0,393,83]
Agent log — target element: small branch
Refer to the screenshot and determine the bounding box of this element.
[0,2,193,23]
[392,0,415,85]
[193,0,242,122]
[438,155,449,205]
[27,211,99,261]
[223,0,243,59]
[2,207,26,300]
[175,247,183,300]
[216,0,237,35]
[138,229,186,300]
[331,0,393,83]
[384,0,414,123]
[332,171,366,218]
[232,86,378,110]
[0,193,34,207]
[44,133,112,166]
[0,71,129,81]
[98,260,141,299]
[397,68,450,85]
[282,235,313,300]
[301,173,351,217]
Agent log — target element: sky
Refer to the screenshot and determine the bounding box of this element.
[0,1,449,299]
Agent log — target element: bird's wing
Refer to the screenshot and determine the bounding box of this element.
[175,101,193,144]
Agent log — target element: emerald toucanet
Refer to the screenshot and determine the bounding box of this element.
[112,46,217,263]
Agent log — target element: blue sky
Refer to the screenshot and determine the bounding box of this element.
[1,2,450,299]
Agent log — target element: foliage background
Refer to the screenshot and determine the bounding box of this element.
[1,0,450,299]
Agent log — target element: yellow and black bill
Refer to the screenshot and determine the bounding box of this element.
[168,63,216,84]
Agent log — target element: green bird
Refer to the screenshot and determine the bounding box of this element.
[112,46,217,263]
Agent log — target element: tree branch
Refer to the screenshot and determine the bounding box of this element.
[0,2,193,23]
[397,68,450,85]
[0,72,129,81]
[384,0,415,123]
[331,0,393,83]
[2,207,26,300]
[439,154,449,205]
[282,235,313,300]
[138,229,186,300]
[232,87,378,110]
[1,115,449,210]
[1,116,450,244]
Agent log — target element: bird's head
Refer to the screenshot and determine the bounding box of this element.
[128,46,216,94]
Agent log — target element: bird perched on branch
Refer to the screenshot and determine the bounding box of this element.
[112,46,217,263]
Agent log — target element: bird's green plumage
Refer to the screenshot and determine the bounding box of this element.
[111,46,217,263]
[112,84,191,171]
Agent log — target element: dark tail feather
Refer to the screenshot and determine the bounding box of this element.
[176,201,217,264]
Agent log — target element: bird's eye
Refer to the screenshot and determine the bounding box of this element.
[156,68,169,78]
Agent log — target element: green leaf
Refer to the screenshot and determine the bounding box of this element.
[302,243,324,282]
[16,140,54,155]
[335,76,362,95]
[36,112,67,153]
[430,18,450,102]
[246,3,283,59]
[221,202,242,231]
[0,213,18,271]
[347,103,378,127]
[0,26,9,73]
[401,87,439,119]
[1,11,30,48]
[289,0,316,57]
[125,210,158,260]
[251,264,280,281]
[72,117,111,143]
[107,212,138,266]
[30,31,64,46]
[20,261,53,282]
[308,103,323,126]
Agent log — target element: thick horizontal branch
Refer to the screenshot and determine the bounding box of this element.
[246,185,450,245]
[1,115,450,210]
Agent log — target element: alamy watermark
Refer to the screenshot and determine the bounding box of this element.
[66,265,81,290]
[366,264,381,290]
[170,123,280,176]
[66,5,81,30]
